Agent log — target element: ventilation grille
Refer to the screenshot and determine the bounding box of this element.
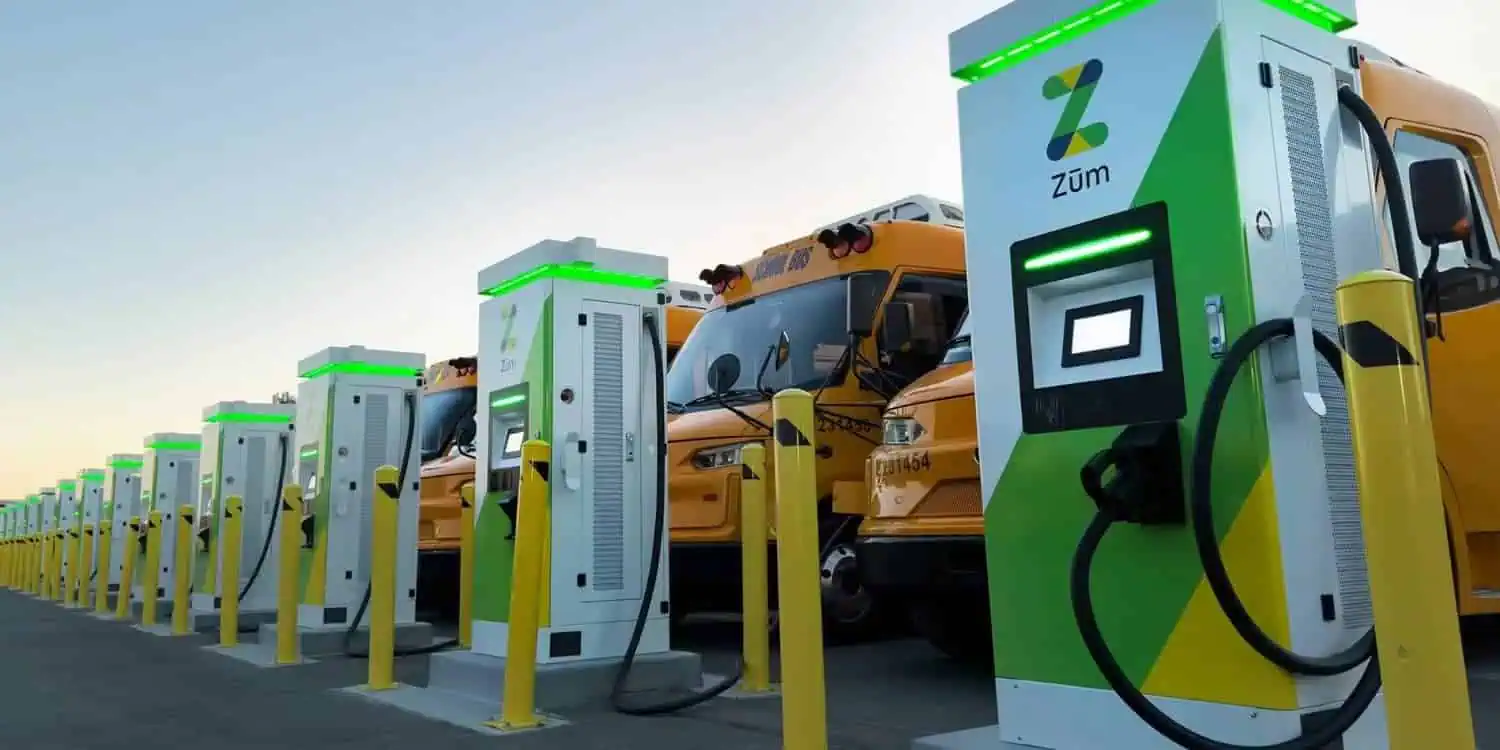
[359,393,391,582]
[243,436,268,573]
[174,460,196,513]
[591,312,627,592]
[1281,66,1372,630]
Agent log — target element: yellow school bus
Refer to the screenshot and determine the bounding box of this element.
[668,210,967,638]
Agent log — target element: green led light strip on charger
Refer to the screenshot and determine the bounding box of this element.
[953,0,1354,84]
[479,260,664,298]
[1023,228,1153,271]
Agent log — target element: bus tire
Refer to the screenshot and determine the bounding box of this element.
[817,512,892,643]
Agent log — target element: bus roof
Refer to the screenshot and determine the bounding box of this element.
[697,220,966,308]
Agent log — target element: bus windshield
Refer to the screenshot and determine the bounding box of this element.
[666,276,850,408]
[939,311,972,366]
[420,386,476,462]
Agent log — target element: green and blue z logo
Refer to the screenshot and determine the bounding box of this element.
[1044,59,1109,162]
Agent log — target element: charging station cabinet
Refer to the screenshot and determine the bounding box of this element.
[104,454,143,592]
[134,434,202,604]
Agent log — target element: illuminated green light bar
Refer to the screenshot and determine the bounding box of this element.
[953,0,1158,83]
[299,448,319,460]
[479,261,665,298]
[1260,0,1355,32]
[109,459,143,470]
[79,470,106,482]
[57,480,77,491]
[299,361,423,379]
[204,412,293,424]
[149,441,201,452]
[1023,228,1153,271]
[490,393,526,409]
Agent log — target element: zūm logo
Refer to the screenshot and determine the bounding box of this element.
[1044,59,1109,162]
[499,303,519,353]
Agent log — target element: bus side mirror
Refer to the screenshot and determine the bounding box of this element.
[1409,158,1473,247]
[455,417,477,449]
[846,272,887,338]
[879,303,913,352]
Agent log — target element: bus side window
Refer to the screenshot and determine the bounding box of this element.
[1384,130,1500,273]
[879,274,968,382]
[872,209,892,223]
[892,202,930,223]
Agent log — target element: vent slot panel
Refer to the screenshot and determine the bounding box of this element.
[359,393,391,583]
[1280,65,1371,630]
[174,459,196,512]
[591,312,626,592]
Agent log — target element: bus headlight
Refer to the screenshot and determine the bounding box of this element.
[882,417,925,446]
[691,442,758,470]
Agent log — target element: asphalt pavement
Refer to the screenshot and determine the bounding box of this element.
[2,589,1499,749]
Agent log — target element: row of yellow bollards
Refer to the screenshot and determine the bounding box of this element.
[2,393,829,747]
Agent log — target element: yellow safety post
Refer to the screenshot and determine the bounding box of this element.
[219,496,243,648]
[64,525,81,606]
[171,505,194,635]
[142,509,164,626]
[1335,269,1476,750]
[47,531,60,600]
[114,518,140,620]
[34,532,45,596]
[26,533,36,594]
[94,521,113,614]
[739,443,773,693]
[275,485,303,665]
[79,524,95,609]
[772,389,828,750]
[490,439,550,732]
[458,483,476,648]
[365,465,401,691]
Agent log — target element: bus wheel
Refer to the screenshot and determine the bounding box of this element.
[911,598,993,668]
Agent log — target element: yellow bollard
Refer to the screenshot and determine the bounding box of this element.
[64,526,81,606]
[94,521,113,614]
[276,485,303,665]
[219,496,243,648]
[142,510,164,626]
[490,440,550,731]
[772,389,828,750]
[115,518,139,619]
[739,443,774,693]
[365,465,401,691]
[1336,269,1476,750]
[80,524,95,609]
[47,531,60,600]
[172,505,194,635]
[458,483,476,649]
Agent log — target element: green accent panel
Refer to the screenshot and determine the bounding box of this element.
[299,380,337,601]
[109,459,143,470]
[57,480,77,492]
[473,294,553,623]
[149,441,200,452]
[205,412,292,424]
[478,261,663,298]
[79,470,106,482]
[984,30,1269,687]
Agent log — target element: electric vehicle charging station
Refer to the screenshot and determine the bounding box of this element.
[256,345,431,656]
[187,401,295,631]
[922,1,1414,748]
[56,479,79,597]
[76,470,105,601]
[133,434,202,618]
[415,236,701,715]
[102,454,143,603]
[38,488,57,597]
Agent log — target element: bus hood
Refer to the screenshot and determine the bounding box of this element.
[887,362,974,411]
[666,401,772,443]
[422,452,475,479]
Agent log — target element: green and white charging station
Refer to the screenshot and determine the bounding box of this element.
[283,345,425,646]
[56,479,79,587]
[942,0,1394,748]
[421,236,700,712]
[189,401,296,626]
[104,454,143,594]
[134,434,202,606]
[77,469,105,587]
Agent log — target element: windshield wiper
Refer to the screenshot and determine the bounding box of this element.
[681,388,762,408]
[667,400,686,414]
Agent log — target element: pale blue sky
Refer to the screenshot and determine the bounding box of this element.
[1,0,1493,497]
